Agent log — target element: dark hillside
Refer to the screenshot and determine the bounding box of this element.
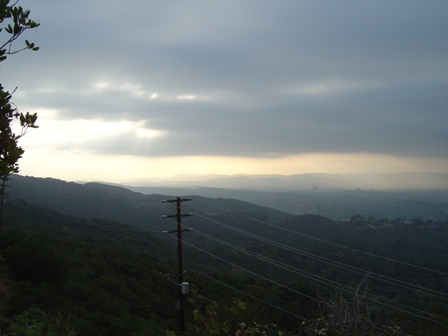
[2,198,173,260]
[6,175,290,230]
[1,176,448,335]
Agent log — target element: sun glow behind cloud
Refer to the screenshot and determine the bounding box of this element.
[88,81,149,98]
[14,109,166,152]
[87,80,212,102]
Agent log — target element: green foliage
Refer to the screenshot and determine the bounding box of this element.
[0,229,179,336]
[0,86,24,178]
[0,0,40,59]
[2,197,172,259]
[2,234,68,285]
[7,308,75,336]
[0,0,39,229]
[0,87,38,216]
[187,288,289,336]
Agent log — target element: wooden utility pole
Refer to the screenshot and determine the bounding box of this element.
[162,197,193,335]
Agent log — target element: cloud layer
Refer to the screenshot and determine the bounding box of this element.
[2,0,447,180]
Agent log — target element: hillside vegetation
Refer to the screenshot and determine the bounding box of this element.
[0,176,447,335]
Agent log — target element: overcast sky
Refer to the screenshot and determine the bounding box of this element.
[2,0,447,183]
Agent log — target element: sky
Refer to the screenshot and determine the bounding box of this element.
[2,0,447,183]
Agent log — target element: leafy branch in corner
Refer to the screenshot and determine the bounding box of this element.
[0,0,40,231]
[0,0,40,61]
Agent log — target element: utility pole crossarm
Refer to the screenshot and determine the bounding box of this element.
[162,213,193,219]
[163,228,193,234]
[162,198,192,203]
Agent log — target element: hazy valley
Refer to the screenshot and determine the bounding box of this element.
[125,172,448,221]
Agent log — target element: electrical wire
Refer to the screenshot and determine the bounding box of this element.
[163,231,324,304]
[190,227,353,292]
[184,225,440,323]
[163,223,437,326]
[199,272,310,321]
[163,215,436,322]
[163,276,293,336]
[186,210,448,303]
[191,198,448,276]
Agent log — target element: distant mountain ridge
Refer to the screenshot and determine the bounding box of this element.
[124,172,448,191]
[8,174,448,221]
[126,186,448,221]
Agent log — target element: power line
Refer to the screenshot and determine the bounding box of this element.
[165,223,438,325]
[187,211,448,302]
[164,230,323,305]
[190,228,352,292]
[184,225,440,323]
[190,198,448,277]
[9,205,438,326]
[199,272,310,321]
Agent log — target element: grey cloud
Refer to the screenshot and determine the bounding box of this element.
[9,75,448,158]
[3,0,448,160]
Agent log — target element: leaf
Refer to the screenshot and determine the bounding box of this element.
[13,23,22,34]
